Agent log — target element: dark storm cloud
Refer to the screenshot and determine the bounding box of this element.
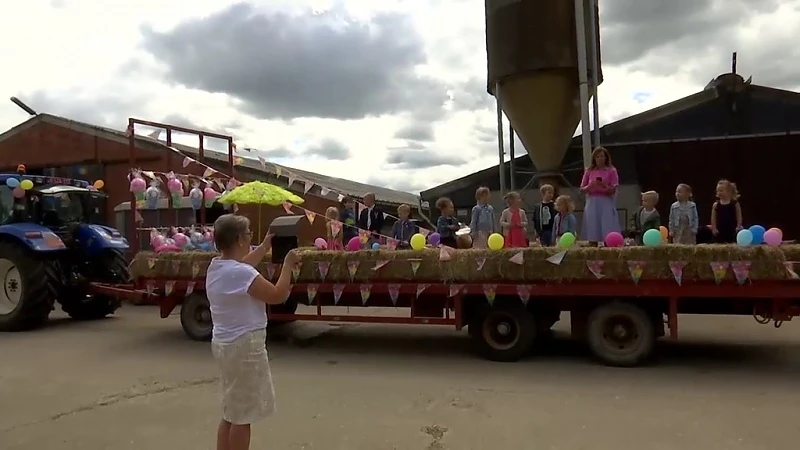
[386,145,467,169]
[394,122,435,141]
[139,3,449,121]
[303,139,352,160]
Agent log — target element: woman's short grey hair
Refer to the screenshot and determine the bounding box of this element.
[213,214,250,252]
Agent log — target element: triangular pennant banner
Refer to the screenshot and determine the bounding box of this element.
[483,284,497,304]
[516,285,531,305]
[627,261,646,284]
[387,239,398,251]
[164,281,175,296]
[305,211,316,224]
[546,251,567,265]
[320,187,330,196]
[784,261,799,279]
[307,284,318,303]
[182,156,192,168]
[416,283,430,297]
[147,258,156,269]
[358,229,370,244]
[333,284,345,305]
[282,202,293,214]
[185,281,195,296]
[731,261,751,285]
[145,280,155,295]
[171,260,181,274]
[586,260,605,279]
[509,251,524,265]
[317,261,330,281]
[419,228,430,237]
[410,260,421,276]
[710,261,729,285]
[191,262,201,278]
[475,257,487,271]
[275,166,282,177]
[258,156,266,169]
[668,261,687,286]
[304,181,314,194]
[439,247,451,261]
[360,284,372,305]
[203,167,215,178]
[388,284,401,306]
[266,263,277,280]
[373,260,389,271]
[347,261,360,281]
[291,262,303,281]
[287,175,296,188]
[448,285,463,297]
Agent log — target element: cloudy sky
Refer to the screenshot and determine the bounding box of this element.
[1,0,798,194]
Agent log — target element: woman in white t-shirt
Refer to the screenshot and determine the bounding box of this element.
[206,214,299,450]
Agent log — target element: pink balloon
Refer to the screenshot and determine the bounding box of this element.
[314,237,328,249]
[12,187,24,198]
[763,229,782,247]
[167,178,183,193]
[129,177,146,193]
[346,236,361,251]
[172,232,189,247]
[604,231,624,247]
[767,227,783,240]
[203,187,217,200]
[151,235,166,248]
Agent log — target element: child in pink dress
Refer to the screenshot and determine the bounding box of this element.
[500,191,528,248]
[325,206,344,250]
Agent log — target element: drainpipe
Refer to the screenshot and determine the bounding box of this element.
[574,0,593,167]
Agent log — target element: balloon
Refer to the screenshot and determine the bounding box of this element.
[558,232,576,249]
[763,229,782,247]
[768,227,783,240]
[346,236,361,251]
[203,187,217,200]
[5,178,19,188]
[642,229,662,247]
[167,178,183,194]
[93,180,105,190]
[189,187,203,210]
[129,177,146,193]
[172,232,189,248]
[749,225,765,245]
[151,234,166,248]
[371,242,381,250]
[427,232,441,246]
[314,238,327,249]
[145,186,160,209]
[604,231,624,248]
[487,233,504,251]
[19,179,33,190]
[659,226,669,241]
[736,229,753,247]
[12,187,24,198]
[410,233,426,250]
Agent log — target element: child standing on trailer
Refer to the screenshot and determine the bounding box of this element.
[325,206,344,250]
[711,179,742,244]
[632,191,661,245]
[469,186,497,249]
[551,195,577,244]
[669,183,699,244]
[499,191,528,248]
[339,196,358,247]
[435,197,460,249]
[391,204,417,249]
[533,184,556,246]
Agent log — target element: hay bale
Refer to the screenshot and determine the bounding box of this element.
[781,244,800,263]
[130,244,790,283]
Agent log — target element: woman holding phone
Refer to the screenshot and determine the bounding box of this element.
[579,147,621,245]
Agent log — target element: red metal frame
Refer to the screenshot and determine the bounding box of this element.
[127,118,236,253]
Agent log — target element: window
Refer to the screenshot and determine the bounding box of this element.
[0,187,12,224]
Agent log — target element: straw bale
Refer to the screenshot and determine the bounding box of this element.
[129,244,791,283]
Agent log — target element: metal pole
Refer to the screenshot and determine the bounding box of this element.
[588,0,601,147]
[509,126,516,190]
[574,0,593,167]
[495,82,506,195]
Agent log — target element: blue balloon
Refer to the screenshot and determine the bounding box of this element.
[371,242,381,250]
[749,225,765,245]
[736,229,753,247]
[5,177,19,188]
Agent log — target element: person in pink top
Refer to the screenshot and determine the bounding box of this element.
[579,146,621,244]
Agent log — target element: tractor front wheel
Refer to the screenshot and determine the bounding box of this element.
[61,250,128,321]
[0,241,57,331]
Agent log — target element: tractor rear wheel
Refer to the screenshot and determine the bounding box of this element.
[0,241,57,331]
[61,249,128,321]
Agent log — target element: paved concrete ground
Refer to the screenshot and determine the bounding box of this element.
[2,306,800,450]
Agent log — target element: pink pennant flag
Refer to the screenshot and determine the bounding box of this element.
[333,284,345,305]
[126,124,134,137]
[627,261,646,284]
[710,261,729,285]
[305,211,316,224]
[360,284,372,305]
[347,261,360,280]
[586,260,605,279]
[416,283,430,297]
[509,251,524,265]
[517,285,531,305]
[186,281,195,296]
[448,284,463,297]
[388,284,401,306]
[669,261,687,286]
[358,229,370,244]
[304,181,314,194]
[282,202,293,214]
[134,210,144,223]
[731,261,751,285]
[164,281,175,296]
[439,247,451,261]
[317,261,330,281]
[475,257,487,271]
[182,156,192,168]
[373,260,389,270]
[231,141,238,152]
[337,194,344,202]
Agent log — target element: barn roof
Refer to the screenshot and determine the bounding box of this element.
[0,113,421,208]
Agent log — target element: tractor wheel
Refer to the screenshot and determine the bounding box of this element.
[180,292,213,341]
[471,302,536,362]
[0,241,57,331]
[586,302,656,367]
[61,249,128,321]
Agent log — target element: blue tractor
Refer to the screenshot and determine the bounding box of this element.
[0,174,130,331]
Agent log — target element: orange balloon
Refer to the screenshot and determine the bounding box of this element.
[93,180,105,189]
[659,226,669,240]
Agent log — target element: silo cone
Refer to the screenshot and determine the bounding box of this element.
[486,0,602,188]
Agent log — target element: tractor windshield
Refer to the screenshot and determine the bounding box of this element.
[39,192,88,225]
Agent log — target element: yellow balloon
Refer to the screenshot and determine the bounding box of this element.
[487,233,505,250]
[410,233,426,250]
[93,179,105,189]
[19,179,33,190]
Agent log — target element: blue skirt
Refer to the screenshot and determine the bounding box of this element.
[582,194,621,242]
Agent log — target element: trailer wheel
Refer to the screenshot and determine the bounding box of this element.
[180,293,213,342]
[586,302,655,367]
[472,303,536,362]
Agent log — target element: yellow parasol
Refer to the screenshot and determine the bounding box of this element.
[218,181,305,236]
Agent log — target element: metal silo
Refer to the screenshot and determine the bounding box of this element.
[486,0,602,189]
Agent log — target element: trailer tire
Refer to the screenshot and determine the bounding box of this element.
[180,293,213,342]
[472,303,536,362]
[586,302,655,367]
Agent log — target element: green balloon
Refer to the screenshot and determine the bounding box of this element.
[642,228,662,247]
[558,232,576,248]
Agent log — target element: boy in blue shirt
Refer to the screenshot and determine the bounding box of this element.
[435,197,460,248]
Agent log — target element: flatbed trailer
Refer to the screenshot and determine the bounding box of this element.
[91,277,800,367]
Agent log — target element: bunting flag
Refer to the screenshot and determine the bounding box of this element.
[147,258,156,269]
[448,284,463,297]
[305,211,316,224]
[710,261,729,285]
[668,261,687,286]
[258,156,266,169]
[266,263,277,280]
[337,194,344,202]
[275,166,282,177]
[287,175,296,188]
[330,220,341,237]
[233,157,244,166]
[731,261,751,285]
[475,257,487,271]
[307,284,318,303]
[333,284,345,305]
[360,284,372,305]
[627,261,646,284]
[509,251,524,265]
[347,261,360,281]
[586,260,605,279]
[516,285,531,306]
[191,262,201,278]
[164,280,175,296]
[171,260,181,274]
[785,261,799,279]
[388,284,401,306]
[320,187,330,196]
[439,247,452,261]
[203,167,215,178]
[182,156,192,168]
[186,281,195,296]
[410,260,421,276]
[282,202,294,214]
[317,261,330,281]
[483,284,497,305]
[546,251,567,265]
[386,239,398,251]
[291,262,303,281]
[134,210,144,223]
[145,280,155,295]
[419,228,431,237]
[358,229,370,244]
[373,260,389,270]
[416,283,430,297]
[304,181,314,194]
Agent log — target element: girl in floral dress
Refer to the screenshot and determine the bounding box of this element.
[500,191,528,248]
[325,206,344,250]
[668,183,699,244]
